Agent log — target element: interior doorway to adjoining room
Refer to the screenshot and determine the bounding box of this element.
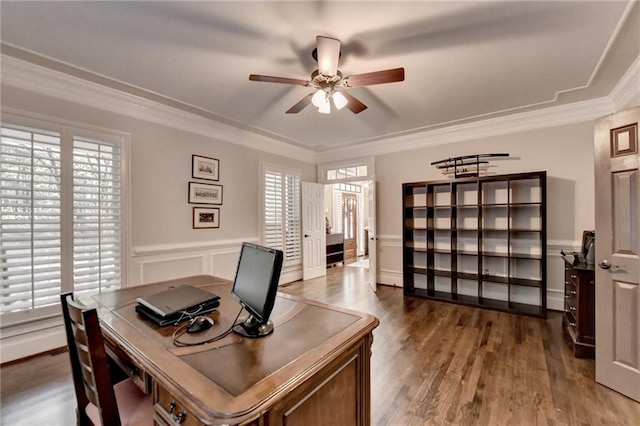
[324,180,370,268]
[318,157,376,293]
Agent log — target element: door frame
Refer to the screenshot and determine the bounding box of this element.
[318,157,377,292]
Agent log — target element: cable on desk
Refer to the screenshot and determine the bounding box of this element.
[172,306,244,347]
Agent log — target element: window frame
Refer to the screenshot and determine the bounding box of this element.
[1,110,131,326]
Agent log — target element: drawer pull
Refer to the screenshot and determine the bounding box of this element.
[165,400,187,424]
[570,290,576,295]
[173,411,187,424]
[570,274,577,279]
[569,306,576,311]
[569,322,576,327]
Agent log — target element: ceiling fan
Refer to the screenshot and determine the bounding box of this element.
[249,36,405,114]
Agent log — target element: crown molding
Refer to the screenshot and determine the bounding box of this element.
[3,53,638,165]
[317,55,640,163]
[0,55,317,164]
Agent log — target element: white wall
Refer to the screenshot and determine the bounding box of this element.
[373,121,596,310]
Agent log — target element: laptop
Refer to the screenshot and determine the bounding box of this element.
[136,285,220,318]
[135,299,219,327]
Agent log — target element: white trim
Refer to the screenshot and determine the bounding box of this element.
[1,55,316,164]
[133,238,256,257]
[315,97,616,163]
[3,52,639,165]
[317,156,376,184]
[610,55,640,111]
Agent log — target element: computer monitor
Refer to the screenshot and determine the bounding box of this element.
[231,242,283,338]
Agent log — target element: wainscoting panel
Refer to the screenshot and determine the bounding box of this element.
[139,255,206,285]
[130,238,256,286]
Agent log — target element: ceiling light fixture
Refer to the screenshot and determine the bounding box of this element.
[318,97,331,114]
[311,89,327,108]
[311,88,347,114]
[332,91,348,110]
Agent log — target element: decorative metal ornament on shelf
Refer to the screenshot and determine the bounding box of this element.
[431,153,510,178]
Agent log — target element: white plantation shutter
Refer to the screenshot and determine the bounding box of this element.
[284,174,301,263]
[264,171,283,250]
[262,165,301,265]
[73,137,122,297]
[0,120,127,323]
[1,127,62,314]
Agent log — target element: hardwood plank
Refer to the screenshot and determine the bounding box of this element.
[2,265,639,425]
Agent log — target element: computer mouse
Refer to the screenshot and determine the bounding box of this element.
[186,316,214,333]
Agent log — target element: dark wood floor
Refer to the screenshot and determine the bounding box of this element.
[2,263,639,425]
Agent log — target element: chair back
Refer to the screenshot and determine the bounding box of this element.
[60,292,122,426]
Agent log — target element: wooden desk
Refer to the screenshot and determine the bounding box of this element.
[86,275,379,425]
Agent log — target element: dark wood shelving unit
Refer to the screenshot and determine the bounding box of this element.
[402,171,547,317]
[326,233,344,267]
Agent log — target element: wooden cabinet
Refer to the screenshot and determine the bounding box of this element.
[402,171,547,317]
[562,256,595,358]
[326,233,344,266]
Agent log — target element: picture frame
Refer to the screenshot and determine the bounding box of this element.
[192,155,219,181]
[193,207,219,229]
[188,182,223,205]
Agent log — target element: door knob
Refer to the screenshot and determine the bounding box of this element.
[599,260,611,269]
[304,234,310,238]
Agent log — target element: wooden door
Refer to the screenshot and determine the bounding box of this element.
[342,194,357,260]
[302,182,326,280]
[594,106,640,402]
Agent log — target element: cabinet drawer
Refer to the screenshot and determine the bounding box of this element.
[154,384,200,426]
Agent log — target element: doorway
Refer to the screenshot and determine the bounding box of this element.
[318,157,377,293]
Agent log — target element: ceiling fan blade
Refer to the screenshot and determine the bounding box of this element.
[340,91,368,114]
[286,93,313,114]
[344,68,405,87]
[249,74,309,86]
[316,36,341,77]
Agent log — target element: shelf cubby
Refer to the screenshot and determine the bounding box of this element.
[402,171,547,317]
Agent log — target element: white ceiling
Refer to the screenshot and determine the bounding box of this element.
[1,1,639,153]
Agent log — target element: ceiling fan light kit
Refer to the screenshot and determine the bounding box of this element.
[249,35,405,115]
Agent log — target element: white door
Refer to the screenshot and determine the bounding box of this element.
[594,106,640,402]
[367,180,377,293]
[302,182,326,280]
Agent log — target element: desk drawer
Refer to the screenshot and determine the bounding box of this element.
[154,384,201,426]
[104,335,151,394]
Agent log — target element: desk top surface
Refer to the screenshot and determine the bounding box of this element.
[88,275,379,423]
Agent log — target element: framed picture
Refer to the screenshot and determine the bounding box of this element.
[188,182,223,205]
[193,207,219,229]
[192,155,219,181]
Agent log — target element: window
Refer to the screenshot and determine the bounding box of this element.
[326,165,367,181]
[1,119,127,324]
[262,164,301,266]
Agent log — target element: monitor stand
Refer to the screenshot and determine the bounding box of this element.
[232,315,274,338]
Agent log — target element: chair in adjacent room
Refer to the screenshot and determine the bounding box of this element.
[60,292,154,426]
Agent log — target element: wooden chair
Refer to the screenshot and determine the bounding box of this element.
[60,292,154,426]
